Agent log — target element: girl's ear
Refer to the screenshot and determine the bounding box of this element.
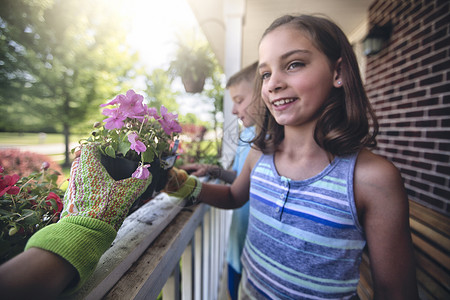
[333,57,343,88]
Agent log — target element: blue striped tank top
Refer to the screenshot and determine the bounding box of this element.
[240,153,366,299]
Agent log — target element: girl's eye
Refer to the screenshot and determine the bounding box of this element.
[288,61,305,70]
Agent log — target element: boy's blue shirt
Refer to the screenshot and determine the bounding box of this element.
[227,126,255,273]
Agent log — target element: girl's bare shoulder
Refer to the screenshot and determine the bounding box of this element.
[354,149,407,210]
[246,147,263,170]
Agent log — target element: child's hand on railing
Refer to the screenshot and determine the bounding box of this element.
[163,167,202,203]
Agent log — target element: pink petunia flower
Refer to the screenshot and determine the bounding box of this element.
[158,105,182,135]
[102,108,126,130]
[132,164,151,179]
[120,90,147,118]
[128,132,147,154]
[147,107,160,120]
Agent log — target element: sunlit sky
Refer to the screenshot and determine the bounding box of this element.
[122,0,217,123]
[126,0,198,71]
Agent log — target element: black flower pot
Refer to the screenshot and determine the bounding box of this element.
[100,154,174,213]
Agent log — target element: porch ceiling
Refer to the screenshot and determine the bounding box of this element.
[186,0,374,68]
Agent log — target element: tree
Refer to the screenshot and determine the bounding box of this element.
[0,0,138,166]
[201,62,225,158]
[144,68,179,114]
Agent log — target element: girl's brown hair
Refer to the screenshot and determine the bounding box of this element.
[252,14,378,156]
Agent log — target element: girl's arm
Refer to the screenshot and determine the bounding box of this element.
[179,163,237,184]
[354,150,419,300]
[197,148,260,209]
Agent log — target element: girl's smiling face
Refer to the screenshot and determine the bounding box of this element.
[258,25,340,128]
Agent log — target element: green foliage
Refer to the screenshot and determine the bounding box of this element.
[201,61,225,157]
[176,139,222,167]
[144,68,179,113]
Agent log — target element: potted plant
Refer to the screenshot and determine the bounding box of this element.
[169,38,215,93]
[77,89,182,207]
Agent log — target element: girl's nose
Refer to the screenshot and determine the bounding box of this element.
[267,72,285,93]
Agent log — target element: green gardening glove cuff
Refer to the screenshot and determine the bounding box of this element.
[24,143,153,293]
[25,216,116,293]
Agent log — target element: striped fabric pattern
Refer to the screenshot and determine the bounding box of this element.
[240,153,365,299]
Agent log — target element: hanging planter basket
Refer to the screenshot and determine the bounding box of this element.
[181,74,206,94]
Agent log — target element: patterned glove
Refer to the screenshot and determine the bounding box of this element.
[25,143,152,292]
[164,168,202,203]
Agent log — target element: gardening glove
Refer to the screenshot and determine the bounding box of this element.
[163,167,202,203]
[25,143,152,293]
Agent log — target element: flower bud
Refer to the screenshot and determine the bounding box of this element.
[41,161,50,170]
[93,121,101,128]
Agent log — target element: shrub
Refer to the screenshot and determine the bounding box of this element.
[0,149,63,180]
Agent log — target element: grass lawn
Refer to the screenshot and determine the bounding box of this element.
[0,132,85,145]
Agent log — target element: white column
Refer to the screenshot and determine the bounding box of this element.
[221,0,246,168]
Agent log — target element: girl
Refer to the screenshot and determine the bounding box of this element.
[169,14,418,299]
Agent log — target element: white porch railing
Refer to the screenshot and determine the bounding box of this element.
[64,191,231,300]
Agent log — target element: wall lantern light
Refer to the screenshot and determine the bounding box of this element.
[363,23,392,56]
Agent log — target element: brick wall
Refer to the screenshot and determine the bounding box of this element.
[365,0,449,215]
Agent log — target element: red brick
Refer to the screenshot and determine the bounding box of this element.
[430,84,450,95]
[432,59,450,72]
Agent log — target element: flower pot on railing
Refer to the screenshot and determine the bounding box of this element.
[101,154,176,213]
[76,89,182,213]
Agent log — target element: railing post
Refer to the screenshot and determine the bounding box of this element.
[163,262,181,300]
[203,209,211,300]
[194,225,203,300]
[181,240,194,300]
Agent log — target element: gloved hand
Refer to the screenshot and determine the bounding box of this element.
[25,143,152,292]
[164,167,202,202]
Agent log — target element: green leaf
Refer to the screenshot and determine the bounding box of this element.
[20,209,40,225]
[142,148,155,163]
[118,138,131,156]
[0,209,13,217]
[105,145,116,158]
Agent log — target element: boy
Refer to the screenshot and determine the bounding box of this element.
[181,61,258,300]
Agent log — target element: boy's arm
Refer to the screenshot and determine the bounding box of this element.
[354,150,419,300]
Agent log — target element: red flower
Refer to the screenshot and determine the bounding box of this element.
[0,174,20,196]
[45,192,63,214]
